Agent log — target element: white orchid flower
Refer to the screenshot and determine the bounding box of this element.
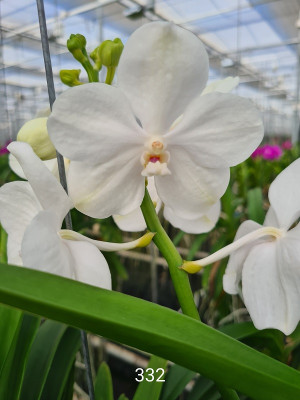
[112,77,238,234]
[47,22,263,221]
[113,176,220,234]
[0,142,153,289]
[182,158,300,335]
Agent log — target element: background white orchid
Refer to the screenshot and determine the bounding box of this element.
[223,158,300,335]
[48,21,263,222]
[0,142,153,289]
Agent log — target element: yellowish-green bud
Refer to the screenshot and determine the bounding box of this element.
[60,69,83,87]
[17,118,56,161]
[90,47,102,71]
[181,261,203,274]
[67,34,88,63]
[99,38,124,68]
[135,231,156,248]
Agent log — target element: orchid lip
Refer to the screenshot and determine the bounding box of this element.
[141,138,171,177]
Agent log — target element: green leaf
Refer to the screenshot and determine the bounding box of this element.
[95,361,114,400]
[160,364,195,400]
[218,322,258,340]
[40,327,81,400]
[0,304,22,375]
[247,187,265,224]
[19,320,69,400]
[187,376,219,400]
[160,323,257,400]
[118,395,129,400]
[0,313,40,400]
[0,224,8,263]
[61,363,75,400]
[0,263,300,400]
[133,356,167,400]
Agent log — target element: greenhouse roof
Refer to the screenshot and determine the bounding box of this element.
[1,0,300,142]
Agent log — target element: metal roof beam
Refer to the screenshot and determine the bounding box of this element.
[4,0,116,39]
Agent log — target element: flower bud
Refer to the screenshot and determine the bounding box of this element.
[67,34,88,63]
[17,118,56,160]
[99,38,124,68]
[60,69,83,87]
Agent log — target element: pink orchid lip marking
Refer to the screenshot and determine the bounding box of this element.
[141,139,171,177]
[149,156,160,163]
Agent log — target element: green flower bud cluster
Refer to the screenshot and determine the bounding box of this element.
[65,33,124,85]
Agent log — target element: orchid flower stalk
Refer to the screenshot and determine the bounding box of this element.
[183,158,300,335]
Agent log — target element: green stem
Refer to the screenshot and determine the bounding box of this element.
[82,48,99,82]
[105,67,116,85]
[83,61,99,82]
[140,188,199,320]
[141,188,240,399]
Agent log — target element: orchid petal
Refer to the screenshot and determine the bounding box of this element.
[166,92,263,168]
[264,206,280,228]
[164,201,221,234]
[9,154,62,181]
[242,238,300,335]
[113,208,147,232]
[48,83,145,165]
[112,177,161,232]
[8,154,26,179]
[67,158,145,218]
[201,77,239,95]
[268,158,300,229]
[118,21,209,134]
[223,220,262,295]
[8,142,72,226]
[0,182,41,265]
[155,147,229,219]
[62,240,111,289]
[21,211,74,279]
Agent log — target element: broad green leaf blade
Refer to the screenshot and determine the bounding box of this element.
[159,364,195,400]
[61,363,75,400]
[133,356,167,400]
[95,362,114,400]
[187,376,219,400]
[0,313,40,400]
[0,304,22,375]
[19,320,69,400]
[40,327,81,400]
[218,322,258,340]
[0,263,300,400]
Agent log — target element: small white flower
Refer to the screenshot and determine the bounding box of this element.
[48,22,263,220]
